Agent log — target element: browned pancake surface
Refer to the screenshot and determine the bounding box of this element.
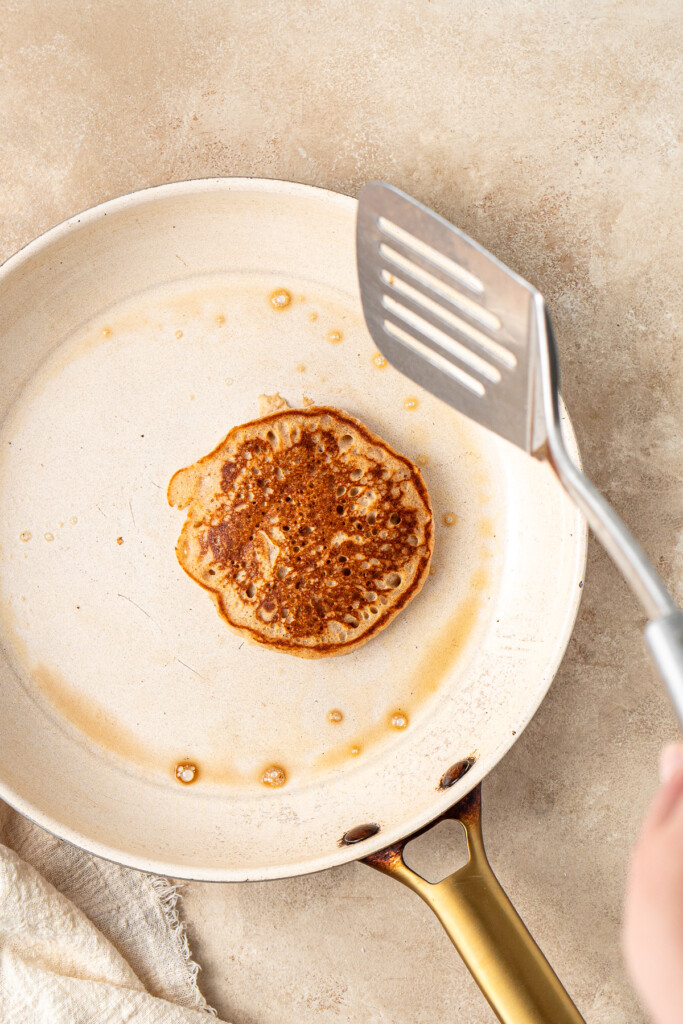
[168,406,433,657]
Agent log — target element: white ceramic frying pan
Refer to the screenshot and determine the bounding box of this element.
[0,180,587,1023]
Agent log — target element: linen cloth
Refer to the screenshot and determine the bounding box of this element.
[0,803,228,1023]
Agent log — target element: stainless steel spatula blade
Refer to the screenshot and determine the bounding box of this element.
[356,181,546,453]
[357,181,683,722]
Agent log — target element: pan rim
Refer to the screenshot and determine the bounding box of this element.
[0,175,356,279]
[0,177,587,880]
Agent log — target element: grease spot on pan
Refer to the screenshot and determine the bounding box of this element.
[270,288,292,310]
[175,762,198,784]
[410,568,490,699]
[261,764,287,788]
[479,517,495,538]
[30,663,162,770]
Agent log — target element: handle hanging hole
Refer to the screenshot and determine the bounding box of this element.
[402,819,469,883]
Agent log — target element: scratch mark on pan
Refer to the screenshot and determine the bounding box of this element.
[175,657,203,679]
[117,593,160,630]
[149,478,161,490]
[175,254,188,266]
[129,500,136,527]
[95,505,108,518]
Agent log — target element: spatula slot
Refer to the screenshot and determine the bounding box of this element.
[383,319,486,397]
[378,216,484,293]
[383,295,501,383]
[381,274,515,370]
[379,245,501,332]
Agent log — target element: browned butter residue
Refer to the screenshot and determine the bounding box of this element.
[261,764,287,787]
[25,544,492,786]
[470,566,489,591]
[31,663,161,770]
[479,517,496,539]
[314,737,367,770]
[298,559,492,774]
[270,288,292,310]
[175,762,198,784]
[313,709,412,771]
[173,757,242,787]
[29,663,251,787]
[410,566,490,699]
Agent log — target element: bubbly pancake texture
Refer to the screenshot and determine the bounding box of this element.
[168,406,434,657]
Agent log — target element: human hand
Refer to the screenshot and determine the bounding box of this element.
[624,744,683,1024]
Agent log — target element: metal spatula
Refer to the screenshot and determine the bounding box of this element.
[357,181,683,722]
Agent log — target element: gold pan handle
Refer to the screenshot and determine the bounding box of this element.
[364,785,585,1024]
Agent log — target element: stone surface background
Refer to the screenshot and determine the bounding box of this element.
[1,2,681,1021]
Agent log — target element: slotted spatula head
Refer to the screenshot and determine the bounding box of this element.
[357,182,683,719]
[356,182,547,453]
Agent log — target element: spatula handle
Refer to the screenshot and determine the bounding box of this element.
[646,612,683,724]
[365,786,586,1024]
[537,300,683,724]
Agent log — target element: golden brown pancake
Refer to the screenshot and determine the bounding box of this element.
[168,405,433,658]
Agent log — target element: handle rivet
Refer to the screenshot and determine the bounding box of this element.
[340,822,381,845]
[439,756,477,789]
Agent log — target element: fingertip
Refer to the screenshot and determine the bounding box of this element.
[643,748,683,829]
[659,742,683,784]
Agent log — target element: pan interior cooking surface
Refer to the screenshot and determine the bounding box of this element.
[0,181,585,878]
[0,273,498,784]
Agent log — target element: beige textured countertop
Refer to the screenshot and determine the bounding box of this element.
[1,3,681,1022]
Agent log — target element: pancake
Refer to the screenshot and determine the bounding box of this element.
[168,404,434,658]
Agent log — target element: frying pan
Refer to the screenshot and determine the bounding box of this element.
[0,179,587,1023]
